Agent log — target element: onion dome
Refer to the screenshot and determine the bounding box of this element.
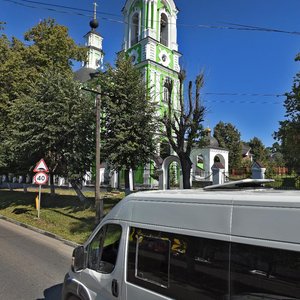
[90,18,99,30]
[204,127,220,148]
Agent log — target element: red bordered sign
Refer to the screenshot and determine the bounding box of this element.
[33,159,49,173]
[34,172,48,185]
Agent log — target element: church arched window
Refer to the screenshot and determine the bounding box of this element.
[160,13,169,47]
[163,86,169,102]
[163,78,171,102]
[131,13,139,46]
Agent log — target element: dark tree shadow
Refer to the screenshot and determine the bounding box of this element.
[36,283,63,300]
[0,190,93,211]
[12,208,31,214]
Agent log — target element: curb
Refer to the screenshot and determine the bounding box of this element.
[0,214,79,248]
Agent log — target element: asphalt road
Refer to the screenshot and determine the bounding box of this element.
[0,219,75,300]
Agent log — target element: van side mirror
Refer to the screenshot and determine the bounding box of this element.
[72,246,86,272]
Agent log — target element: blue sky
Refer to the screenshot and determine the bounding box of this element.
[1,0,299,147]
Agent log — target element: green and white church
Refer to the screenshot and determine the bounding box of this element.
[75,0,229,189]
[122,0,181,114]
[121,0,228,188]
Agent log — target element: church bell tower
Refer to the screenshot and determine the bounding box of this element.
[83,2,104,70]
[74,1,104,82]
[122,0,181,112]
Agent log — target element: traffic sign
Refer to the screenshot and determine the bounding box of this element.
[33,159,49,173]
[34,172,48,185]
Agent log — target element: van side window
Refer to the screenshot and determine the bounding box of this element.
[87,224,122,274]
[127,227,229,299]
[231,243,300,298]
[136,235,170,288]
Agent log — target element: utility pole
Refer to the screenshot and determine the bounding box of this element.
[81,86,103,225]
[95,87,103,225]
[79,1,103,224]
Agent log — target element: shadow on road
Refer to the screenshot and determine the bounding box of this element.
[37,283,63,300]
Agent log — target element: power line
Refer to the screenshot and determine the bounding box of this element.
[204,92,285,97]
[153,90,285,105]
[179,22,300,36]
[223,22,300,36]
[3,0,90,18]
[2,0,300,36]
[203,91,286,104]
[203,99,282,105]
[3,0,122,18]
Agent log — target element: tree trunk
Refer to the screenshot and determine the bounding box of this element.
[70,179,89,204]
[124,169,131,196]
[181,156,192,189]
[49,173,56,196]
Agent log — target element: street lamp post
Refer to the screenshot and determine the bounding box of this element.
[81,86,103,225]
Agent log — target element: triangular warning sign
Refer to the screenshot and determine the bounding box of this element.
[33,159,49,173]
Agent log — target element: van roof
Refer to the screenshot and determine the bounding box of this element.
[104,188,300,246]
[126,188,300,207]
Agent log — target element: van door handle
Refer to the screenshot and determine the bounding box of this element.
[112,279,119,297]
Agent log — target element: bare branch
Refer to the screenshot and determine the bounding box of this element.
[159,70,206,188]
[195,73,204,111]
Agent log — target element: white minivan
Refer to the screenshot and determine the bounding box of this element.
[61,180,300,300]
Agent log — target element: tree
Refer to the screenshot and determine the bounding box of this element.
[0,19,85,107]
[248,137,267,163]
[0,19,86,174]
[97,53,157,194]
[213,122,242,172]
[274,55,300,173]
[266,142,285,168]
[0,36,34,171]
[161,71,206,189]
[267,142,281,154]
[5,70,95,196]
[24,18,85,72]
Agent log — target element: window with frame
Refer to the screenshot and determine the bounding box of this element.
[136,235,171,287]
[131,13,139,46]
[231,243,300,299]
[160,13,168,47]
[127,227,229,299]
[163,79,171,103]
[87,224,122,274]
[163,86,169,102]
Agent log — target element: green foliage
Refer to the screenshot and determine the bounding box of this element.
[97,53,157,174]
[274,62,300,172]
[5,70,95,179]
[266,142,285,169]
[24,19,86,71]
[213,122,242,171]
[161,71,206,189]
[0,19,87,175]
[0,34,35,169]
[0,19,85,106]
[248,137,268,163]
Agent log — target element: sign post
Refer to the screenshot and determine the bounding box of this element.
[33,159,49,218]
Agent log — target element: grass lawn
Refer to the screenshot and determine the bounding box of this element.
[0,187,124,244]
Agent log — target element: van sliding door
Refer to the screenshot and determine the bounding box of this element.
[126,227,230,300]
